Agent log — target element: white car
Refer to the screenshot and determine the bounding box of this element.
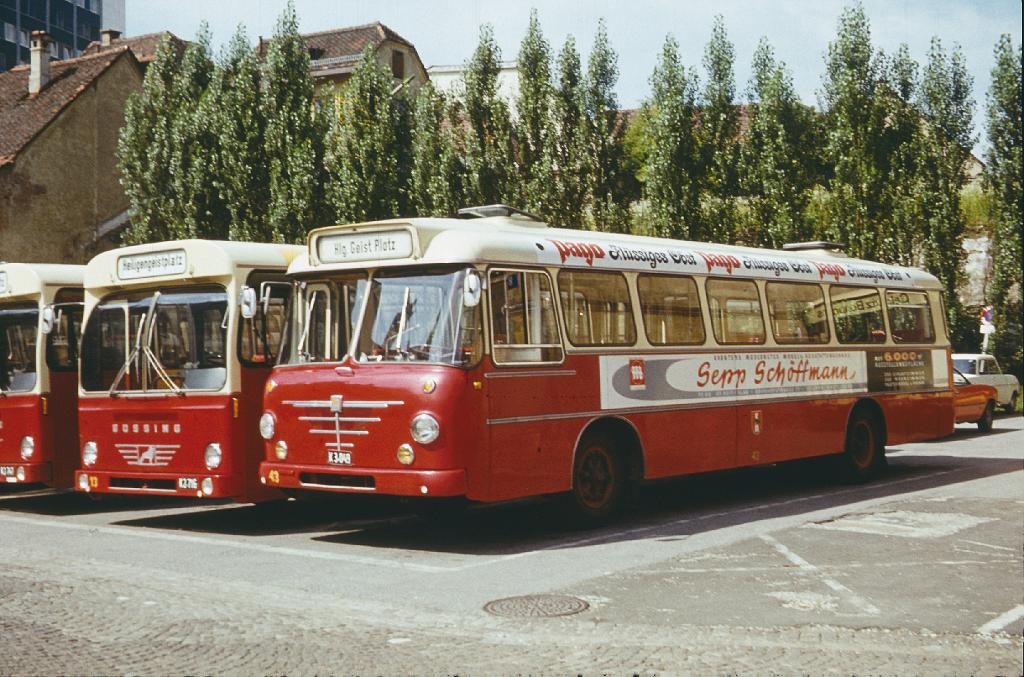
[952,353,1020,412]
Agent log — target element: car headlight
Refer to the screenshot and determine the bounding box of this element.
[82,441,98,466]
[259,412,276,440]
[410,413,440,445]
[205,443,222,470]
[274,440,288,460]
[20,436,35,460]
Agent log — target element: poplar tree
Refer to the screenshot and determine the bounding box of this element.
[916,38,974,345]
[515,9,552,211]
[117,36,184,244]
[462,25,515,206]
[584,19,627,232]
[325,46,413,223]
[208,26,271,241]
[262,2,326,242]
[411,82,466,217]
[643,35,701,240]
[535,36,588,228]
[740,38,818,248]
[985,34,1022,370]
[699,16,739,243]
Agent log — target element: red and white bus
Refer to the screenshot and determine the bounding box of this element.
[75,240,301,501]
[1,263,84,488]
[257,208,954,518]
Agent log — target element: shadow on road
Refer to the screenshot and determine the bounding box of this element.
[0,488,216,516]
[65,447,1021,556]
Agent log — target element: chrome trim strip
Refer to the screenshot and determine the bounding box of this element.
[298,481,376,492]
[310,429,369,436]
[483,370,577,379]
[325,442,355,449]
[299,416,382,423]
[284,400,404,408]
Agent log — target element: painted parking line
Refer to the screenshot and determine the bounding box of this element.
[978,604,1024,635]
[760,533,880,616]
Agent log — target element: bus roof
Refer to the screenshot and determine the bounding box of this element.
[0,262,84,300]
[292,216,942,291]
[84,240,304,290]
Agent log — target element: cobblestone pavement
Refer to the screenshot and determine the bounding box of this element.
[1,418,1021,674]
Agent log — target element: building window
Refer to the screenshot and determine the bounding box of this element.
[391,49,404,79]
[4,23,17,44]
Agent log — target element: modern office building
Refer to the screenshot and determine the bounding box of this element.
[0,0,125,72]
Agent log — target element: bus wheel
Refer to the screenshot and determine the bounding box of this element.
[837,411,884,483]
[977,401,995,433]
[570,434,624,523]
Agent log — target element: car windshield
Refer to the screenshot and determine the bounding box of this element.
[80,286,229,393]
[952,358,976,375]
[355,268,483,367]
[0,303,38,393]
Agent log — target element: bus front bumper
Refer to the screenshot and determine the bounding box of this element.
[0,461,51,484]
[74,470,242,498]
[259,461,467,497]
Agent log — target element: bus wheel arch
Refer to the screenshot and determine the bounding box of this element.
[567,416,644,522]
[837,398,887,482]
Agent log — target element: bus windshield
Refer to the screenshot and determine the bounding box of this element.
[81,286,229,393]
[355,268,482,367]
[0,303,38,393]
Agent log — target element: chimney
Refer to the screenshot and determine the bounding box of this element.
[100,28,121,47]
[29,31,52,96]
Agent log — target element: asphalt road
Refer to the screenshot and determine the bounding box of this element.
[1,416,1021,674]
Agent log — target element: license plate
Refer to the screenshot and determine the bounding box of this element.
[0,466,14,477]
[327,451,352,466]
[177,477,198,490]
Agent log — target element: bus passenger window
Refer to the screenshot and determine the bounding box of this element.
[830,286,885,344]
[489,270,562,364]
[558,270,636,347]
[637,274,704,345]
[886,291,935,344]
[706,279,765,344]
[766,282,829,344]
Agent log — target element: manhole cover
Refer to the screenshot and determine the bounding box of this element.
[483,594,589,618]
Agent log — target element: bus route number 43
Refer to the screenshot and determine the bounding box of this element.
[328,451,352,466]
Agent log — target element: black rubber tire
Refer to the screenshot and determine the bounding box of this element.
[977,401,995,432]
[835,410,885,483]
[569,433,624,523]
[1004,392,1018,414]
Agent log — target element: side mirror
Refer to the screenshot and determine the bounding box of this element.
[239,286,258,319]
[40,305,56,334]
[463,270,482,308]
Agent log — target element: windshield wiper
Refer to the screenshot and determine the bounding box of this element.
[108,293,159,396]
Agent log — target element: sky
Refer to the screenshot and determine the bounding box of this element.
[126,0,1021,156]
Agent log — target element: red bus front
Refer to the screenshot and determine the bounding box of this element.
[75,284,279,502]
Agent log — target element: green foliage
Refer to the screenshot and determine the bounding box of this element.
[738,39,819,248]
[262,1,328,242]
[325,46,413,223]
[209,26,272,241]
[642,35,701,239]
[411,83,467,217]
[515,9,552,211]
[583,19,629,232]
[534,36,588,228]
[699,16,740,243]
[984,34,1023,374]
[462,25,515,206]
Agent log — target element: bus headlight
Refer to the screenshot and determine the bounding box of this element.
[259,412,276,440]
[274,440,288,460]
[20,436,35,459]
[410,414,440,445]
[205,443,222,470]
[82,441,98,466]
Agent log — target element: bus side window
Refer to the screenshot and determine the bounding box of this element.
[885,291,935,344]
[240,282,290,365]
[45,288,84,371]
[489,270,563,364]
[558,270,636,347]
[637,274,704,345]
[830,286,885,344]
[766,282,830,345]
[706,279,765,345]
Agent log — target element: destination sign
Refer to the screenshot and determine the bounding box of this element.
[117,249,187,280]
[317,230,414,264]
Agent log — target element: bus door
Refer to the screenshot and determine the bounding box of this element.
[41,292,84,487]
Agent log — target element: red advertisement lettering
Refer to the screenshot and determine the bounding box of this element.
[815,262,846,282]
[548,239,606,266]
[698,252,742,275]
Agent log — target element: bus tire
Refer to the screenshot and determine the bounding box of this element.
[569,433,624,523]
[836,409,885,483]
[977,401,995,433]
